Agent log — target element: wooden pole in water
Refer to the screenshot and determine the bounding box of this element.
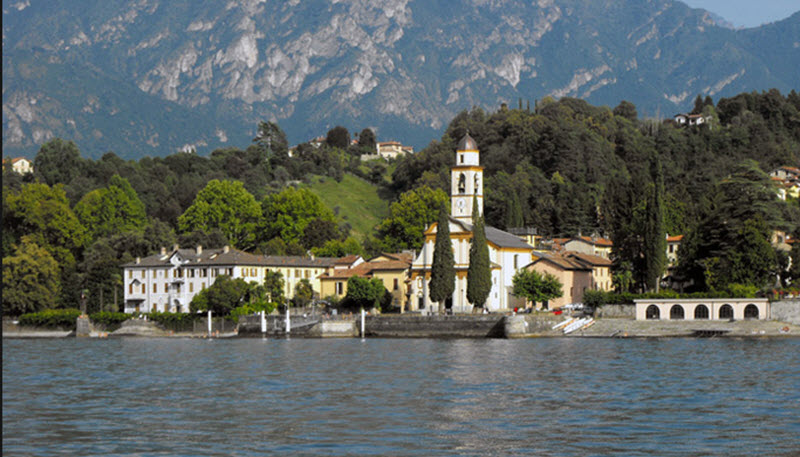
[361,308,365,338]
[260,310,266,334]
[207,310,212,337]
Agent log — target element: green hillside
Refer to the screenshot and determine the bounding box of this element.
[304,174,389,239]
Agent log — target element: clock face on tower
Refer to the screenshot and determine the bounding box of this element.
[457,198,466,211]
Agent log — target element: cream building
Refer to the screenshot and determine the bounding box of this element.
[121,245,338,313]
[409,134,534,313]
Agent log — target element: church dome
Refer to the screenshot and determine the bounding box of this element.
[457,133,478,151]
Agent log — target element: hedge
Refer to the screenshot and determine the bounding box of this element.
[88,311,130,329]
[18,309,81,329]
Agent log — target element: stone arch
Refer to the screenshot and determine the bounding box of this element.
[646,305,660,320]
[719,304,734,320]
[694,304,709,320]
[670,304,685,320]
[744,304,759,319]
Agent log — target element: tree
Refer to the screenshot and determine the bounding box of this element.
[34,138,84,186]
[253,121,289,157]
[178,179,261,250]
[343,276,386,311]
[358,128,376,152]
[300,218,343,250]
[691,94,705,114]
[3,238,61,315]
[326,126,350,149]
[311,237,363,257]
[512,269,563,307]
[467,197,492,309]
[260,187,335,246]
[189,275,251,316]
[292,279,314,307]
[429,205,455,313]
[376,186,449,251]
[263,270,285,304]
[643,153,666,291]
[74,175,147,241]
[613,100,638,122]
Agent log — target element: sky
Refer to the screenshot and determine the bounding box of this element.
[680,0,799,28]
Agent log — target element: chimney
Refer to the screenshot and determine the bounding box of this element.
[160,246,166,256]
[136,257,141,264]
[196,245,202,255]
[173,244,179,252]
[223,245,230,253]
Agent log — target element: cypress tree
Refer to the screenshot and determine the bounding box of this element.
[505,193,524,229]
[467,196,492,310]
[429,205,455,314]
[643,153,666,292]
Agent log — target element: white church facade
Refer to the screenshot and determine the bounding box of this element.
[409,133,535,313]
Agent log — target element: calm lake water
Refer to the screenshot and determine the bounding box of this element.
[3,337,800,456]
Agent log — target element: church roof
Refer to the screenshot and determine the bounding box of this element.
[449,217,533,250]
[457,133,478,151]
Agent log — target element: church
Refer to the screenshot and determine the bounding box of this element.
[408,133,535,313]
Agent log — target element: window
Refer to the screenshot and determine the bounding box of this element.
[227,268,233,276]
[129,284,133,294]
[305,270,310,279]
[141,270,145,278]
[460,155,464,164]
[719,304,734,320]
[141,284,146,294]
[189,269,195,278]
[295,269,300,278]
[694,304,709,319]
[336,282,344,295]
[189,283,194,293]
[458,173,466,193]
[670,305,685,320]
[153,284,158,294]
[201,283,206,290]
[128,270,132,278]
[393,278,399,291]
[744,304,759,319]
[646,305,660,320]
[514,255,518,269]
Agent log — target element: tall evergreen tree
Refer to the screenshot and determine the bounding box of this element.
[429,205,455,314]
[506,193,524,229]
[467,196,492,310]
[643,153,666,291]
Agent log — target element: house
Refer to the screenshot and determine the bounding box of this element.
[564,252,614,292]
[409,133,535,313]
[3,157,33,175]
[562,236,613,259]
[770,166,800,199]
[121,245,339,313]
[666,234,684,268]
[319,252,413,310]
[376,141,413,159]
[524,253,593,310]
[674,113,708,127]
[770,166,800,181]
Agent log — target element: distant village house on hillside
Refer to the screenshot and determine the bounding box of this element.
[2,157,33,174]
[673,113,709,127]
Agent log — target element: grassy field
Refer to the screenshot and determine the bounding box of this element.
[304,174,390,238]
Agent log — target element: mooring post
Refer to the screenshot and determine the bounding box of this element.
[260,310,267,334]
[361,308,366,338]
[207,310,212,337]
[285,304,291,336]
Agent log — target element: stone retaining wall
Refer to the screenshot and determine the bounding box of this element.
[365,315,506,338]
[595,304,635,319]
[770,300,800,325]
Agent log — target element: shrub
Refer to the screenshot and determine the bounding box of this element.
[228,302,278,322]
[583,290,607,308]
[145,312,197,332]
[89,311,130,329]
[18,308,81,329]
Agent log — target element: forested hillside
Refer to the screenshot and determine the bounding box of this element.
[3,90,800,315]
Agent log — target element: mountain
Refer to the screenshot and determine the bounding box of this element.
[3,0,799,159]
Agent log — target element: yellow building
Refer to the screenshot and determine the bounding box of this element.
[319,253,413,310]
[525,253,593,310]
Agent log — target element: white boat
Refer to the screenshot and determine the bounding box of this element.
[563,317,589,334]
[552,318,576,330]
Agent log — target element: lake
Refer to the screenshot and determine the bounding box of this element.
[3,337,799,456]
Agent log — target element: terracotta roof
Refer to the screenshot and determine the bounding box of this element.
[571,236,613,247]
[667,235,684,242]
[530,253,591,271]
[321,258,410,280]
[334,255,360,265]
[565,252,612,267]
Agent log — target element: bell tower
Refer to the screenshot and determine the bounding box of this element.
[451,132,483,223]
